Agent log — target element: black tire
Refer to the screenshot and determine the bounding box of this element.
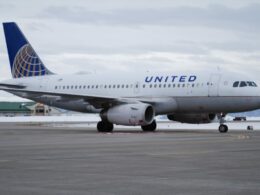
[141,120,157,132]
[97,121,104,132]
[219,124,228,133]
[97,121,114,132]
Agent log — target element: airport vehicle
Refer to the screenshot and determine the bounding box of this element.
[233,117,247,121]
[1,22,259,133]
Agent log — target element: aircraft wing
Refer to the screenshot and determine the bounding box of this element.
[0,83,173,110]
[0,85,135,109]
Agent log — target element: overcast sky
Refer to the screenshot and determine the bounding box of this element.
[0,0,260,101]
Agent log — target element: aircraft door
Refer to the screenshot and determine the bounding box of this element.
[37,77,46,91]
[208,74,221,96]
[134,82,140,94]
[38,77,49,91]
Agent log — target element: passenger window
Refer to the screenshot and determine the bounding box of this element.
[240,81,247,87]
[247,82,254,87]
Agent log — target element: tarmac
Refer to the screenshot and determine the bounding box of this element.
[0,124,259,195]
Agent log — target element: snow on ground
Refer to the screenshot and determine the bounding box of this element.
[0,114,100,123]
[0,115,259,131]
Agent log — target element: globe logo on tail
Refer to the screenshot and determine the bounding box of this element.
[12,44,49,78]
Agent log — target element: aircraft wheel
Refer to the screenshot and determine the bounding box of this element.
[97,121,114,132]
[219,124,228,133]
[141,120,157,132]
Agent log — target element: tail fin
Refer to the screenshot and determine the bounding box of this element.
[3,22,53,78]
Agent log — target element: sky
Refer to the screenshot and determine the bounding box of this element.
[0,0,260,101]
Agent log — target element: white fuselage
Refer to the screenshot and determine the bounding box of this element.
[4,69,260,115]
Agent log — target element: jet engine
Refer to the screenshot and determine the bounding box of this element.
[167,113,216,124]
[100,103,155,126]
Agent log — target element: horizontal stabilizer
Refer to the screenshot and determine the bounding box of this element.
[0,83,26,89]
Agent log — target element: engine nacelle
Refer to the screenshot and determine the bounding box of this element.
[167,113,216,124]
[101,103,155,126]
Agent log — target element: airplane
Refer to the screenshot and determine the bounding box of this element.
[0,22,259,133]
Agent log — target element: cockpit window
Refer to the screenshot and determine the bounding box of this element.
[240,81,247,87]
[247,81,254,87]
[233,81,257,88]
[247,81,258,87]
[233,81,239,87]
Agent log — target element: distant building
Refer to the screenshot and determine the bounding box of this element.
[26,103,52,116]
[0,102,34,116]
[0,102,62,116]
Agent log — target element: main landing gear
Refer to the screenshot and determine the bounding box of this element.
[218,113,228,133]
[97,120,157,133]
[97,120,114,132]
[141,120,157,132]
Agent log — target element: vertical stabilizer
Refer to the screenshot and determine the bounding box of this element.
[3,22,53,78]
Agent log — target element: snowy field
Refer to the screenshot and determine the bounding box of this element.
[0,115,259,131]
[0,114,100,123]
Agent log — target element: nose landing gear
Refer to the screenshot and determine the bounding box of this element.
[218,113,228,133]
[219,124,228,133]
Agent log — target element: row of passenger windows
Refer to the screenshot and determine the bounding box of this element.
[54,83,209,90]
[233,81,257,88]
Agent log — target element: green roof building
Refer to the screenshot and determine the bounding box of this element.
[0,102,35,116]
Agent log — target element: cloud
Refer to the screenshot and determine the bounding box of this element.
[42,49,260,76]
[0,0,260,102]
[0,2,15,11]
[38,4,260,32]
